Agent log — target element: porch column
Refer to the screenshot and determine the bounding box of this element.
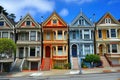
[89,30,91,39]
[36,31,38,41]
[50,46,52,58]
[110,44,112,53]
[8,31,10,38]
[82,30,84,39]
[29,31,30,41]
[62,31,64,40]
[56,31,58,40]
[63,46,65,54]
[43,46,45,58]
[35,46,37,57]
[16,47,19,58]
[90,44,92,54]
[56,46,58,55]
[77,44,79,57]
[28,47,30,57]
[24,47,26,58]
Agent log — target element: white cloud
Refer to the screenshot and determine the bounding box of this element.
[0,0,55,21]
[65,0,94,4]
[59,8,69,17]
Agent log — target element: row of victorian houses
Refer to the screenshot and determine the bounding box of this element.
[0,11,120,72]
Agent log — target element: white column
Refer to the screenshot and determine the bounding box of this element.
[35,46,37,57]
[109,29,111,38]
[90,44,92,54]
[82,30,84,39]
[56,31,58,40]
[62,31,64,40]
[63,46,65,54]
[56,46,58,55]
[36,31,37,41]
[77,45,79,56]
[89,30,91,39]
[8,32,10,38]
[29,31,30,41]
[28,47,30,57]
[16,47,19,58]
[24,47,25,58]
[116,29,117,38]
[110,44,112,53]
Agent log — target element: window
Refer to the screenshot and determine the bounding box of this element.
[58,31,62,40]
[30,47,35,56]
[53,19,57,24]
[80,30,82,39]
[84,44,90,55]
[111,29,116,37]
[105,18,111,24]
[37,46,40,56]
[37,32,40,41]
[79,17,84,25]
[0,21,4,26]
[107,30,109,38]
[26,21,31,26]
[98,30,102,38]
[58,46,63,55]
[30,31,36,41]
[73,31,76,39]
[2,32,8,38]
[84,29,89,39]
[112,44,117,53]
[46,31,50,40]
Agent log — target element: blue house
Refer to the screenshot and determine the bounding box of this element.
[69,11,94,69]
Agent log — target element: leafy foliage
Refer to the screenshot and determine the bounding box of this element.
[0,38,16,56]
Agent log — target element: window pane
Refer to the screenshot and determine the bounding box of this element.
[84,44,90,55]
[30,31,36,41]
[111,29,116,37]
[0,21,4,26]
[58,46,63,55]
[26,21,30,26]
[107,30,109,38]
[98,30,102,38]
[46,31,50,40]
[58,31,62,40]
[2,32,8,38]
[112,44,117,53]
[73,31,76,39]
[107,44,110,53]
[53,19,57,24]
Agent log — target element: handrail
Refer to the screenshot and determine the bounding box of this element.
[10,58,18,71]
[20,58,25,71]
[104,54,113,66]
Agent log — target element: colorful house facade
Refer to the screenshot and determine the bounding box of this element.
[0,13,15,72]
[12,13,41,71]
[69,11,94,69]
[41,12,68,70]
[96,12,120,66]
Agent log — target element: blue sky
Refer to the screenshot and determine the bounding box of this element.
[0,0,120,24]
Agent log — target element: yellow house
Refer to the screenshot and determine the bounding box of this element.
[41,11,68,70]
[96,12,120,66]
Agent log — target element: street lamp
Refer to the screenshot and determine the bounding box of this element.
[79,53,82,74]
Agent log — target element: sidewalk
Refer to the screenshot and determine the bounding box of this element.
[1,67,120,77]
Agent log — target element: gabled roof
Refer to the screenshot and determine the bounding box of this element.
[96,12,120,25]
[16,13,40,28]
[42,11,67,26]
[0,13,15,28]
[70,11,93,26]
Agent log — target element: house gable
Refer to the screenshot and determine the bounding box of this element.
[0,13,14,29]
[16,13,40,28]
[42,11,67,28]
[97,12,120,25]
[71,12,93,27]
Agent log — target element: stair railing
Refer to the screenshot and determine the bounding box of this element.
[20,58,25,71]
[10,58,18,71]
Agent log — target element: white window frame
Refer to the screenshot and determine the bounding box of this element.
[105,18,111,24]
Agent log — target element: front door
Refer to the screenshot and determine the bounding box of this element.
[45,46,50,57]
[72,44,77,57]
[99,45,103,55]
[19,47,24,59]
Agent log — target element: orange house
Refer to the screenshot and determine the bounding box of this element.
[41,11,68,70]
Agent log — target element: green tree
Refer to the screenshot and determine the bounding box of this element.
[8,13,16,21]
[84,54,100,67]
[0,38,16,59]
[0,6,8,16]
